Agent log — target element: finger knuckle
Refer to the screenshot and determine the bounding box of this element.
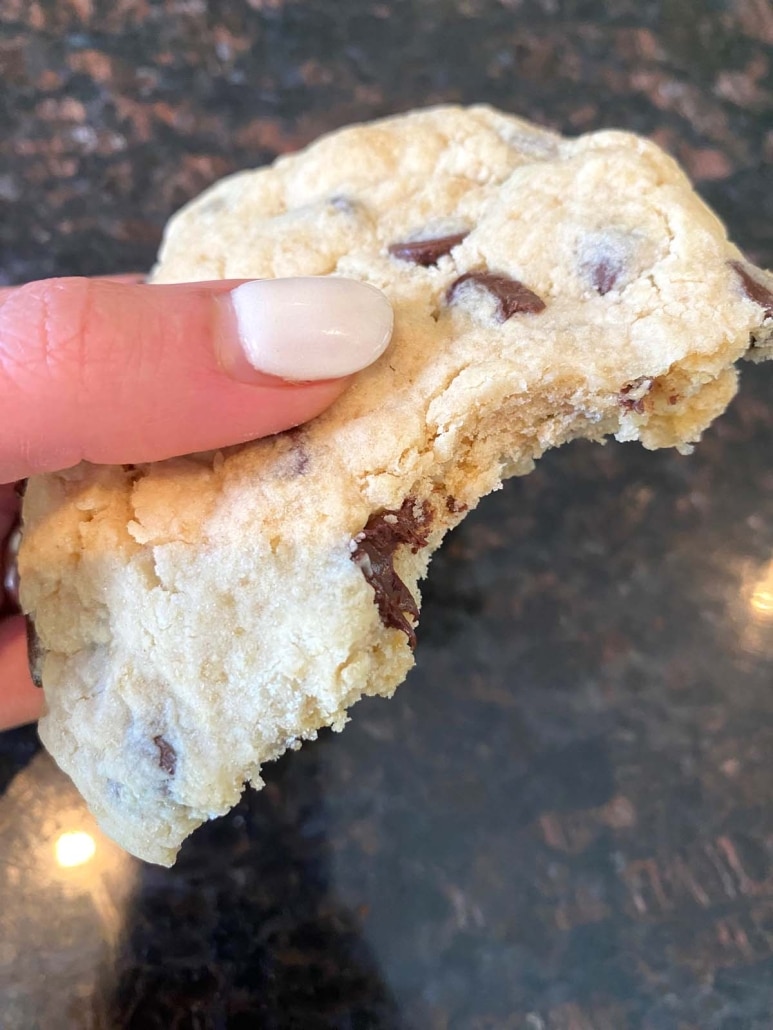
[0,278,94,389]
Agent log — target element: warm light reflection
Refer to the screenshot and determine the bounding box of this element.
[749,560,773,619]
[55,830,97,868]
[0,749,140,1004]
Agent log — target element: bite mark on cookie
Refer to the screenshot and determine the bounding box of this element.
[351,498,431,648]
[447,272,546,320]
[153,735,177,776]
[388,232,469,267]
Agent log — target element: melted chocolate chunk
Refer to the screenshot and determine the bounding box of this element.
[153,735,177,776]
[351,498,431,649]
[730,261,773,319]
[447,272,546,321]
[25,616,43,688]
[389,232,468,267]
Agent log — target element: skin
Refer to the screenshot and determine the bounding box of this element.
[0,276,365,730]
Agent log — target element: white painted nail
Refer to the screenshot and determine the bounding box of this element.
[226,277,394,382]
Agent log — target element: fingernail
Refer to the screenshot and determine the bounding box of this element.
[220,277,394,382]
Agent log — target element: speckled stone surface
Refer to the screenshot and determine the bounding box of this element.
[1,1,773,1027]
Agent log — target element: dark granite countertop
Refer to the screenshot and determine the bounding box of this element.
[1,1,773,1027]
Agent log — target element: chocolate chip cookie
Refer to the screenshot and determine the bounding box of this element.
[19,105,773,864]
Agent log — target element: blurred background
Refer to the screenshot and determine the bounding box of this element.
[1,1,773,1027]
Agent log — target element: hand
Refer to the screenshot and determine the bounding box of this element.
[0,274,393,730]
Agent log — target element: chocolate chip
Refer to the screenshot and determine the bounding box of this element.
[447,272,546,321]
[446,496,468,514]
[25,616,43,688]
[389,232,468,267]
[153,735,177,776]
[577,232,630,296]
[122,464,145,484]
[351,498,431,649]
[621,395,645,414]
[620,377,653,414]
[586,255,623,296]
[730,261,773,319]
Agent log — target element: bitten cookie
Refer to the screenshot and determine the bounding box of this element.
[19,105,773,865]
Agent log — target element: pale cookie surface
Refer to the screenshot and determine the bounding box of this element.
[20,105,773,865]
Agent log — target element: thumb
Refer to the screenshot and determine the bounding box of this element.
[0,276,393,482]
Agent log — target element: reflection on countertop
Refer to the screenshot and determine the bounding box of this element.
[0,752,138,1028]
